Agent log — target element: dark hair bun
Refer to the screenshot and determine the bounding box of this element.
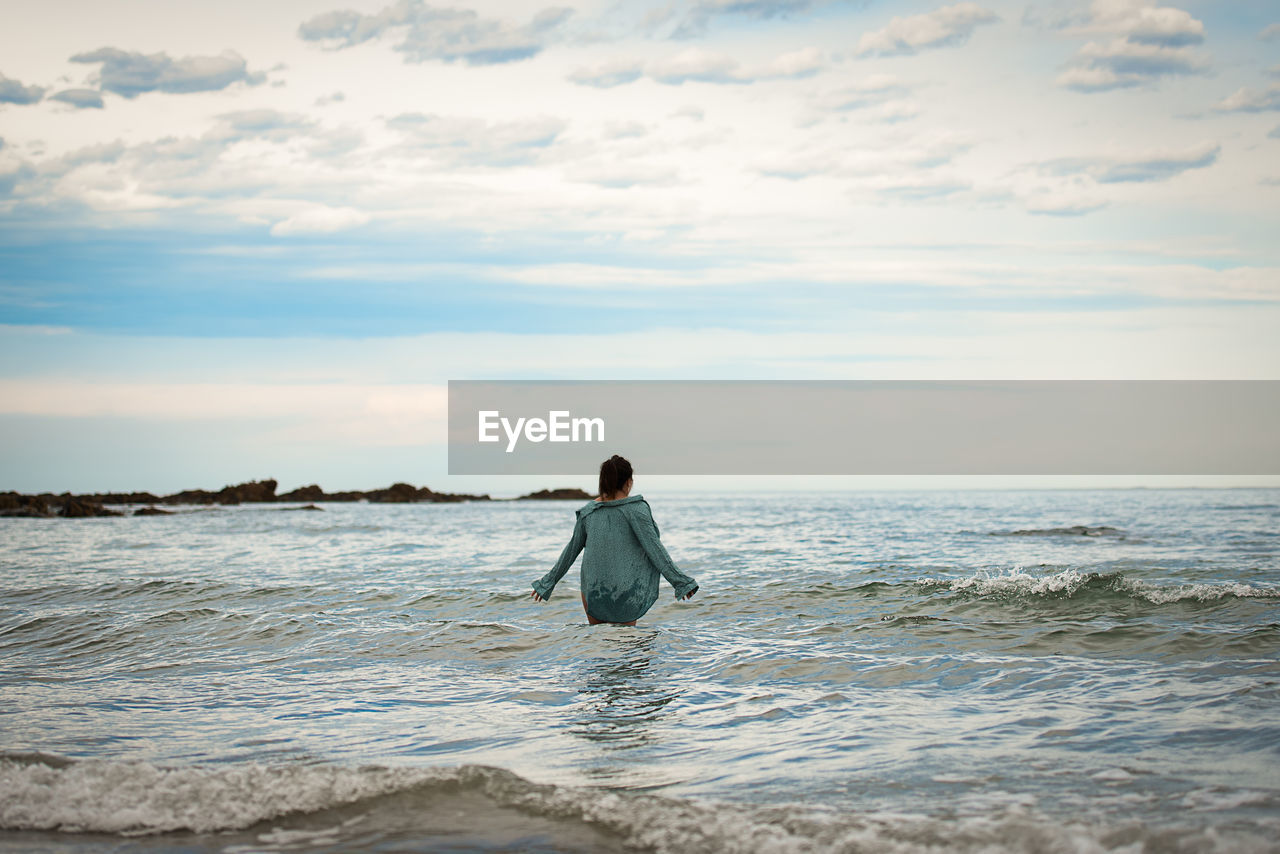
[598,455,633,499]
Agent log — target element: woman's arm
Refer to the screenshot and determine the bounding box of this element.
[531,515,586,601]
[627,502,699,601]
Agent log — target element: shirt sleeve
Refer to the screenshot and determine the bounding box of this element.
[627,502,699,600]
[532,515,586,600]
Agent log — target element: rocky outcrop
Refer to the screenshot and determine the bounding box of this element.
[0,492,52,517]
[1,479,510,517]
[518,488,593,501]
[84,492,163,505]
[280,504,323,511]
[278,484,326,502]
[58,496,123,518]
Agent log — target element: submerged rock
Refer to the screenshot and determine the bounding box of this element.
[134,506,173,516]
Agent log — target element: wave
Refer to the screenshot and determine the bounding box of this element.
[1,755,1275,853]
[915,568,1280,605]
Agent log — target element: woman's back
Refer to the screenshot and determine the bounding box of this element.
[531,493,698,624]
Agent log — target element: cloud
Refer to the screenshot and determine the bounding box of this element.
[271,205,371,236]
[602,121,647,139]
[315,91,345,106]
[0,72,45,105]
[1055,2,1208,91]
[1038,142,1219,183]
[1214,84,1280,113]
[670,0,827,39]
[1082,0,1204,46]
[568,58,644,88]
[298,0,572,65]
[855,3,999,57]
[757,132,971,182]
[0,165,32,196]
[69,48,264,99]
[44,141,127,173]
[568,163,681,188]
[569,46,825,88]
[49,88,105,109]
[1026,194,1108,216]
[1270,125,1280,140]
[645,46,826,85]
[387,113,566,166]
[1261,23,1280,41]
[208,109,316,141]
[872,177,969,201]
[648,48,743,84]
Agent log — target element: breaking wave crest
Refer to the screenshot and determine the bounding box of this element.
[915,568,1280,605]
[1,755,1276,853]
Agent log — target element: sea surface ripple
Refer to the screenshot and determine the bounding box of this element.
[1,489,1278,852]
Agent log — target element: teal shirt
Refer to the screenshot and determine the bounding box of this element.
[532,494,699,623]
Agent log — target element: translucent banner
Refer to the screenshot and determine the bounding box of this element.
[447,381,1280,475]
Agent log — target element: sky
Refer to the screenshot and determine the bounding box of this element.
[1,0,1278,495]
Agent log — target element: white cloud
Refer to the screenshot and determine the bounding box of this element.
[568,58,644,88]
[1259,23,1280,42]
[855,3,999,57]
[1214,84,1280,113]
[647,48,741,84]
[49,89,104,110]
[270,206,371,236]
[297,1,573,65]
[1070,142,1219,183]
[0,73,45,105]
[70,48,265,98]
[669,0,827,39]
[1080,0,1205,46]
[1055,2,1208,91]
[645,46,826,85]
[568,163,680,188]
[386,113,566,166]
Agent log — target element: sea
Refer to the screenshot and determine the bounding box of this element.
[1,489,1278,853]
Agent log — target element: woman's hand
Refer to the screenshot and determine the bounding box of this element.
[530,590,544,602]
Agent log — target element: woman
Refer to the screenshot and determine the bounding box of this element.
[530,455,698,625]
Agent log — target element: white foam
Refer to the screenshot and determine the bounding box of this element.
[2,757,1276,853]
[0,757,438,834]
[917,568,1280,604]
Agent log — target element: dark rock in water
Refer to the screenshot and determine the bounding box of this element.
[996,525,1123,537]
[164,479,277,505]
[518,488,593,501]
[0,492,52,517]
[134,506,172,516]
[59,496,123,518]
[86,492,162,505]
[363,483,490,503]
[5,480,491,514]
[217,479,277,505]
[280,504,324,511]
[278,484,326,502]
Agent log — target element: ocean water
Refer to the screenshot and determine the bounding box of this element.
[1,489,1278,853]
